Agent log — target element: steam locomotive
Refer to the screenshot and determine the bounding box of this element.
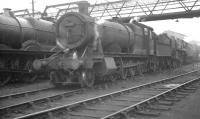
[0,8,55,50]
[33,1,199,87]
[0,8,57,85]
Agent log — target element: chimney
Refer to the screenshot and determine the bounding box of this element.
[77,1,90,15]
[3,8,14,17]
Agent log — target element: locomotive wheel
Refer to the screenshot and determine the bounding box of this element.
[11,59,19,69]
[22,74,37,83]
[110,71,121,82]
[138,65,144,76]
[50,71,65,87]
[110,74,117,82]
[122,68,134,80]
[24,60,33,73]
[129,69,135,79]
[81,69,95,88]
[0,59,5,69]
[121,68,127,80]
[152,63,157,72]
[0,75,11,86]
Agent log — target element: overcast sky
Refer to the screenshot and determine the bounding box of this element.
[142,18,200,43]
[0,0,97,12]
[0,0,199,43]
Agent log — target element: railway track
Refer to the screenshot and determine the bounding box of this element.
[0,86,54,100]
[0,70,199,119]
[0,86,83,116]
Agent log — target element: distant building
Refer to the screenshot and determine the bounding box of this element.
[163,30,186,40]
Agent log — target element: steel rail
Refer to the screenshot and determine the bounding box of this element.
[0,86,54,100]
[0,88,83,112]
[14,70,199,119]
[101,77,200,119]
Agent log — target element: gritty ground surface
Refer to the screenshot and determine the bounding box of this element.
[1,63,200,119]
[155,85,200,119]
[135,83,200,119]
[0,80,53,96]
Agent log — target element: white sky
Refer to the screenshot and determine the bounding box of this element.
[0,0,97,12]
[0,0,199,43]
[142,18,200,43]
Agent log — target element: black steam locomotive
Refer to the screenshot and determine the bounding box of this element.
[0,8,57,85]
[33,1,199,87]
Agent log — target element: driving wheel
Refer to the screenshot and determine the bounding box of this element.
[81,69,95,87]
[50,71,65,87]
[0,75,11,86]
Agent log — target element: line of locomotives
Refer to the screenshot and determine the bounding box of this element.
[0,8,58,86]
[0,3,199,87]
[32,7,200,87]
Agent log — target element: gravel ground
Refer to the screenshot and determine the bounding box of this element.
[0,80,53,96]
[1,63,200,119]
[127,63,200,119]
[3,69,200,119]
[155,83,200,119]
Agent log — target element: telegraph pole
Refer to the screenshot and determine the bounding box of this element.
[32,0,35,17]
